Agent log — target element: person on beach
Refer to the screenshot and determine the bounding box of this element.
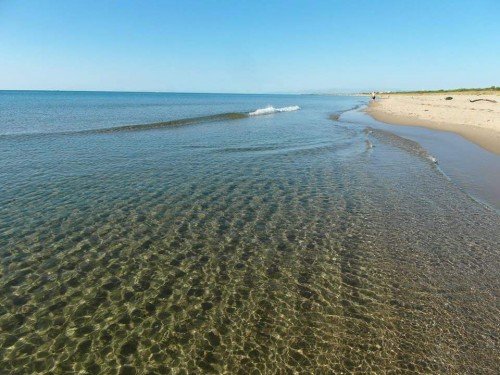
[371,91,376,100]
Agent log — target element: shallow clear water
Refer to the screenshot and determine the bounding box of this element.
[341,108,500,211]
[0,92,499,374]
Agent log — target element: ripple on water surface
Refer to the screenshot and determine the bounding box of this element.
[0,119,499,374]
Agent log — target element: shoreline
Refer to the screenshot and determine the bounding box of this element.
[339,105,500,211]
[366,93,500,154]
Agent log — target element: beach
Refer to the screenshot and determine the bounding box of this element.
[367,92,500,154]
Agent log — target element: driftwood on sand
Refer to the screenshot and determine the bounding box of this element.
[469,98,497,103]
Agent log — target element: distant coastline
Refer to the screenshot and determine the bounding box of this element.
[363,86,499,95]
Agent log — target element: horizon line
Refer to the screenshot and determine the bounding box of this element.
[2,86,496,95]
[0,89,367,96]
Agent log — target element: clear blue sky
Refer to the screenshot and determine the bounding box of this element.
[1,0,498,93]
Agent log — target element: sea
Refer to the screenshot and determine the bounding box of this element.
[0,91,499,373]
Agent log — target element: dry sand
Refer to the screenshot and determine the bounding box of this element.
[367,92,500,154]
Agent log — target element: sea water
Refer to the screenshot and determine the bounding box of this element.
[0,91,498,373]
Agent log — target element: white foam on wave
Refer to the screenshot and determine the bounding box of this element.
[427,155,438,164]
[248,105,300,116]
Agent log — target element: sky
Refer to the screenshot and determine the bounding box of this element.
[0,0,498,93]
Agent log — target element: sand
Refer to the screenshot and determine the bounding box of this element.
[367,93,500,154]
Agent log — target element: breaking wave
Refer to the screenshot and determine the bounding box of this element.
[92,105,301,133]
[248,105,300,116]
[1,105,302,138]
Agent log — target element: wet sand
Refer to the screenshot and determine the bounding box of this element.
[367,93,500,154]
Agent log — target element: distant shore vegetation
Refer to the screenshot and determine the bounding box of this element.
[363,86,499,95]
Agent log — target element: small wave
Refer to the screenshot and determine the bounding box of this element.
[90,112,247,134]
[328,104,365,123]
[364,127,439,168]
[248,105,300,116]
[0,112,249,138]
[1,105,302,139]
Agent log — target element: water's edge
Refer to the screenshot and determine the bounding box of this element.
[336,106,500,213]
